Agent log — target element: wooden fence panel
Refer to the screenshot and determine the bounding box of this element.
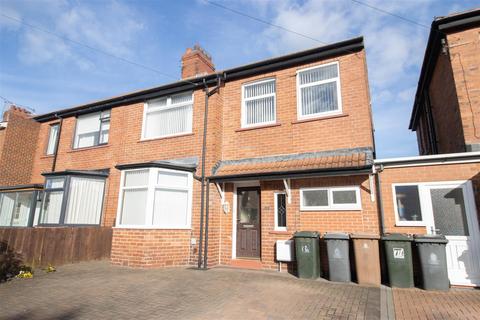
[0,227,113,268]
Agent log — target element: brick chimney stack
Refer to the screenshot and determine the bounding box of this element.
[181,44,215,79]
[2,105,33,122]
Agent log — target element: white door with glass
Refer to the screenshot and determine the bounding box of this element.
[423,182,480,286]
[394,181,480,286]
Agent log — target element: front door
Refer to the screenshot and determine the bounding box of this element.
[236,187,261,258]
[423,182,480,286]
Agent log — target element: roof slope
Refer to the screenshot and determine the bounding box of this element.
[409,8,480,130]
[34,37,364,122]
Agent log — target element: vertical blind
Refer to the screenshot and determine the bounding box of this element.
[298,63,340,117]
[120,170,149,226]
[40,191,63,224]
[65,177,105,224]
[119,169,192,228]
[144,92,193,139]
[243,79,276,126]
[46,124,59,155]
[0,193,16,226]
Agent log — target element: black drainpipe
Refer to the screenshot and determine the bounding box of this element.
[197,76,222,269]
[203,178,210,269]
[374,164,386,235]
[51,115,63,172]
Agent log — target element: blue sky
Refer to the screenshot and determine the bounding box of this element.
[0,0,477,158]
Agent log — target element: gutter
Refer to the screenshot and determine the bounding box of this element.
[374,151,480,168]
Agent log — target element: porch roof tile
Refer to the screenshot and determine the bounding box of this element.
[212,147,373,178]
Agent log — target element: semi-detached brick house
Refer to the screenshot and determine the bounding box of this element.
[0,10,479,288]
[0,37,377,271]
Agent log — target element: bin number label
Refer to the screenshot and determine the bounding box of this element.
[302,245,310,253]
[393,248,404,259]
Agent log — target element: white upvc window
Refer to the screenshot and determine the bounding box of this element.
[274,192,287,231]
[296,62,342,120]
[46,123,59,155]
[300,186,361,211]
[117,168,193,229]
[392,183,425,227]
[142,92,193,140]
[241,78,276,127]
[73,110,110,149]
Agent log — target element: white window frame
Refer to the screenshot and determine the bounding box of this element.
[296,61,343,120]
[274,192,287,231]
[241,78,276,128]
[141,92,194,140]
[115,167,193,229]
[392,183,427,227]
[46,123,59,155]
[300,186,362,211]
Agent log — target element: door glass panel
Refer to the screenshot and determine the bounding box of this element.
[430,187,469,236]
[239,190,259,224]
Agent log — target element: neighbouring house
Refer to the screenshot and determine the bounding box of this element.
[0,8,479,288]
[377,9,480,287]
[410,8,480,154]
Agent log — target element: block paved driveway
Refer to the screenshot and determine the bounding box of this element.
[1,261,379,320]
[1,261,479,320]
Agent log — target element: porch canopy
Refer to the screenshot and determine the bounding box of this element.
[209,147,373,182]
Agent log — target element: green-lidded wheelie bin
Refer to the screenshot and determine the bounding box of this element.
[382,233,414,288]
[324,233,351,282]
[414,235,449,290]
[294,231,321,279]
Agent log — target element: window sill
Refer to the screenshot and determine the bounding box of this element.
[139,132,194,142]
[292,113,348,124]
[235,123,281,132]
[269,230,291,235]
[40,155,55,159]
[67,144,109,153]
[300,207,362,211]
[113,226,192,230]
[395,222,426,227]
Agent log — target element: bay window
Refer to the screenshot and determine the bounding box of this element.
[39,174,106,226]
[143,92,193,139]
[117,168,193,229]
[297,62,342,119]
[73,110,110,149]
[241,79,276,127]
[300,186,361,211]
[0,191,37,227]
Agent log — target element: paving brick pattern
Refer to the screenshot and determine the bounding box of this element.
[0,261,380,320]
[393,287,480,320]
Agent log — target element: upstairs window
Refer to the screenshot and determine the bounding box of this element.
[73,110,110,149]
[118,168,193,229]
[241,79,276,127]
[297,62,342,119]
[143,92,193,139]
[46,123,59,155]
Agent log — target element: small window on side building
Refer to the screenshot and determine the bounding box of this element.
[46,123,59,155]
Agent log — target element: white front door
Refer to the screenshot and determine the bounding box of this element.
[423,181,480,286]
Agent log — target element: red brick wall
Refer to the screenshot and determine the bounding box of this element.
[447,27,480,149]
[0,108,40,186]
[221,50,374,160]
[428,53,464,153]
[25,49,372,268]
[216,175,379,270]
[380,162,480,234]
